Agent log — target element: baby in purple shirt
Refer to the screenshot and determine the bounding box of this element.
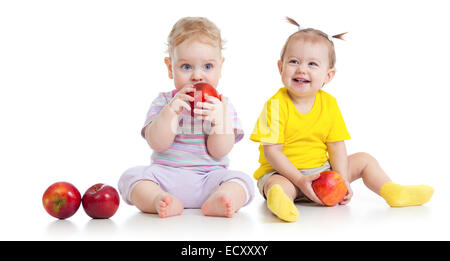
[118,17,254,218]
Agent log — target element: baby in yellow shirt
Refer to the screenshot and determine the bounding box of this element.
[250,17,434,222]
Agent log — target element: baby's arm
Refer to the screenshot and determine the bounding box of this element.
[144,85,195,152]
[144,106,179,152]
[206,119,235,158]
[327,141,352,204]
[327,141,348,179]
[195,95,235,158]
[263,143,322,204]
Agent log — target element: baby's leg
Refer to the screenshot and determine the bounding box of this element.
[130,180,184,218]
[348,152,433,207]
[201,180,247,218]
[347,152,391,193]
[263,174,299,222]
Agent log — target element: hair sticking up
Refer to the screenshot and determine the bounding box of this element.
[331,32,348,41]
[285,16,300,27]
[285,16,347,41]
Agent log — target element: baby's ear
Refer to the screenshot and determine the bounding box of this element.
[277,60,283,75]
[218,57,225,78]
[164,57,174,79]
[325,67,336,84]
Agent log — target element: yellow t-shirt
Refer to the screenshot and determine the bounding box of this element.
[250,87,351,180]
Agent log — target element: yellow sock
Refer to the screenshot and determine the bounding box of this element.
[379,181,434,207]
[266,184,299,222]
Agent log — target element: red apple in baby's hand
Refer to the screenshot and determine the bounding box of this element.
[188,82,221,116]
[42,182,81,219]
[312,171,348,206]
[82,183,120,219]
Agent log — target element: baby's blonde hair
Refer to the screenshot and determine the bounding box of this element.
[167,17,224,56]
[280,17,347,69]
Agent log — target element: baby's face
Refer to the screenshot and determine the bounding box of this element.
[165,37,224,90]
[278,36,335,99]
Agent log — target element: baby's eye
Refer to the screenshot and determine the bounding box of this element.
[309,62,318,67]
[181,64,192,70]
[204,63,213,70]
[289,59,299,64]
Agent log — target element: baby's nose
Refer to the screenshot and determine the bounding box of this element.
[296,63,308,73]
[191,70,203,82]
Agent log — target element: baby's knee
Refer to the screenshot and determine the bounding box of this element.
[265,174,288,188]
[118,165,152,205]
[263,174,296,198]
[129,180,157,203]
[352,152,377,165]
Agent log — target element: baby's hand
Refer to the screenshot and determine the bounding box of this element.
[339,179,353,205]
[168,85,196,115]
[294,173,324,205]
[194,94,228,127]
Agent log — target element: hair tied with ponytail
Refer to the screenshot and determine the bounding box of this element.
[285,16,347,41]
[330,32,348,41]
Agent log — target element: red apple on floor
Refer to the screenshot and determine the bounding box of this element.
[188,82,221,116]
[312,171,348,206]
[82,183,120,219]
[42,182,81,219]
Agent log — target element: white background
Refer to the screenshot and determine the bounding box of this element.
[1,0,449,240]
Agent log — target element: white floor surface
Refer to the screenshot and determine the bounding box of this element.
[2,180,448,241]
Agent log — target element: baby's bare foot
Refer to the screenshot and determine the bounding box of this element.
[201,195,234,218]
[155,194,184,218]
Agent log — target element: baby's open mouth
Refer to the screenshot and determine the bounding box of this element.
[293,78,310,83]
